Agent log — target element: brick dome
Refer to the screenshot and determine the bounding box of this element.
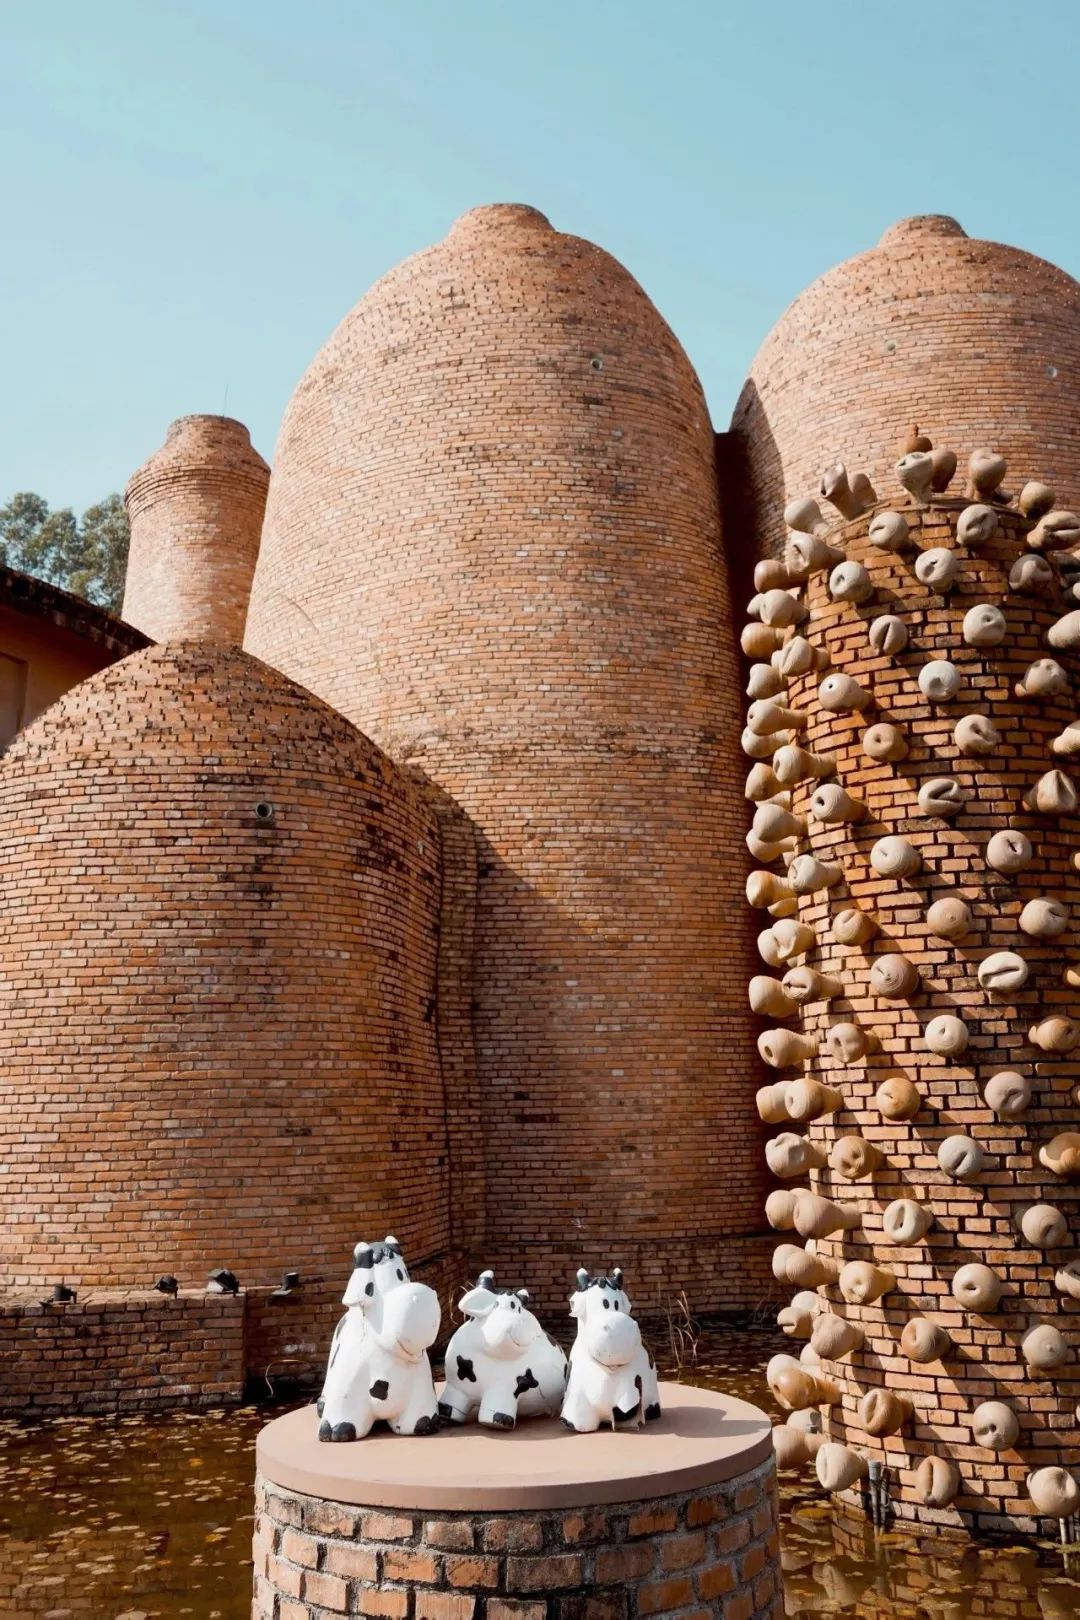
[733,215,1080,556]
[0,641,446,1289]
[123,415,270,643]
[244,203,764,1312]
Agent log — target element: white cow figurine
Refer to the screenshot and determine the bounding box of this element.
[561,1268,661,1432]
[439,1271,567,1429]
[317,1235,441,1441]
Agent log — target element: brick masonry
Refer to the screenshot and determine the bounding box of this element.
[733,215,1080,560]
[123,413,270,643]
[749,485,1080,1528]
[244,202,766,1317]
[251,1458,781,1619]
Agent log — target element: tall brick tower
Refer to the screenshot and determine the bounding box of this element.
[733,215,1080,559]
[245,203,766,1312]
[123,414,270,642]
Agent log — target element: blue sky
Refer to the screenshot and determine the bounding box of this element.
[2,0,1077,512]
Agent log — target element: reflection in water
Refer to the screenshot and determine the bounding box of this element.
[0,1328,1078,1617]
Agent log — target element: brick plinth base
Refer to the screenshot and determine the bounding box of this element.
[252,1462,780,1620]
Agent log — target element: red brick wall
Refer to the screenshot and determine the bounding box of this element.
[244,203,765,1315]
[0,641,450,1292]
[733,216,1080,559]
[253,1461,781,1619]
[123,414,270,643]
[751,488,1080,1528]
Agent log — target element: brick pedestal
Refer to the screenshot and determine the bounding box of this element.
[252,1386,780,1619]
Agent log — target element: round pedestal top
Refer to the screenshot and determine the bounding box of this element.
[256,1382,772,1511]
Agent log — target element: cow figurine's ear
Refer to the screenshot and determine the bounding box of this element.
[570,1268,590,1318]
[516,1289,530,1304]
[353,1241,374,1269]
[459,1285,498,1318]
[576,1268,590,1291]
[384,1234,402,1256]
[611,1268,624,1289]
[477,1270,496,1291]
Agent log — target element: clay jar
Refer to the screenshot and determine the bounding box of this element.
[977,951,1029,994]
[1039,1132,1080,1175]
[1028,1467,1080,1519]
[1029,510,1080,551]
[871,836,921,878]
[749,977,798,1019]
[968,448,1007,498]
[1019,1203,1068,1247]
[766,1133,826,1179]
[765,1189,798,1229]
[881,1197,933,1244]
[741,623,784,660]
[954,713,1000,755]
[758,1028,818,1068]
[788,533,843,577]
[915,1456,961,1509]
[773,744,835,785]
[918,777,966,818]
[784,496,828,536]
[824,1022,879,1064]
[755,558,796,592]
[985,829,1033,874]
[952,1263,1003,1313]
[984,1069,1031,1118]
[961,603,1007,647]
[776,637,827,679]
[829,561,873,604]
[1048,610,1080,651]
[809,783,866,824]
[816,1443,868,1493]
[744,760,781,797]
[772,1423,811,1469]
[924,1015,970,1057]
[782,967,841,1005]
[832,907,878,945]
[930,448,957,492]
[914,547,959,591]
[868,510,910,552]
[1022,1324,1070,1372]
[791,1190,857,1238]
[756,1081,793,1123]
[765,918,816,962]
[818,672,872,713]
[772,1244,838,1289]
[784,1078,843,1123]
[776,1291,818,1337]
[1016,658,1069,700]
[838,1260,894,1305]
[1020,897,1069,937]
[1024,769,1078,814]
[1052,721,1080,758]
[1030,1019,1080,1055]
[788,854,842,895]
[829,1136,882,1181]
[875,1073,921,1120]
[810,1314,863,1361]
[919,660,962,702]
[746,698,806,737]
[937,1135,985,1181]
[901,1318,951,1363]
[862,721,908,762]
[870,952,920,999]
[971,1401,1019,1452]
[859,1389,911,1438]
[895,452,934,502]
[868,614,908,655]
[956,503,998,548]
[926,895,973,941]
[1019,481,1056,519]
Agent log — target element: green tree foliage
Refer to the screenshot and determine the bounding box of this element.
[0,492,129,613]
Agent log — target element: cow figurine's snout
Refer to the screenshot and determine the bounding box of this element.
[561,1267,662,1432]
[439,1270,568,1429]
[317,1236,441,1441]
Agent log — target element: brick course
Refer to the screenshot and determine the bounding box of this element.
[252,1458,780,1619]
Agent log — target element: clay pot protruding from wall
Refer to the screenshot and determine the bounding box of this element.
[956,503,998,547]
[901,1318,952,1363]
[790,1190,859,1238]
[765,1189,799,1230]
[784,496,830,536]
[818,673,873,713]
[985,829,1034,874]
[918,778,967,818]
[767,1353,838,1411]
[1018,1203,1068,1247]
[1019,481,1056,519]
[968,448,1007,499]
[777,1289,820,1338]
[1028,1467,1080,1519]
[914,547,959,592]
[896,452,934,503]
[1039,1132,1080,1175]
[926,895,974,941]
[984,1069,1031,1118]
[937,1135,986,1181]
[772,1244,839,1289]
[829,1136,882,1181]
[859,1388,912,1438]
[1023,770,1078,815]
[838,1260,894,1305]
[881,1198,934,1244]
[788,855,844,895]
[820,462,871,520]
[1016,659,1070,700]
[1029,1019,1080,1055]
[961,603,1007,647]
[810,1314,864,1360]
[758,1028,819,1068]
[914,1456,961,1508]
[919,660,963,702]
[868,510,911,552]
[954,713,1000,755]
[868,614,908,655]
[809,783,867,824]
[832,907,879,945]
[870,953,920,999]
[875,1074,921,1120]
[1028,510,1080,552]
[816,1443,868,1493]
[1020,898,1069,938]
[871,836,922,879]
[829,561,874,604]
[784,1077,844,1122]
[766,1133,826,1179]
[1022,1324,1070,1373]
[971,1400,1019,1452]
[782,967,842,1006]
[862,721,909,762]
[924,1014,970,1057]
[952,1263,1004,1313]
[977,951,1030,994]
[749,976,799,1018]
[756,1081,793,1124]
[1010,553,1055,594]
[824,1022,881,1064]
[773,744,836,784]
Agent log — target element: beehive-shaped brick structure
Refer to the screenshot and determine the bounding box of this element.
[244,203,763,1312]
[745,442,1080,1530]
[733,216,1080,559]
[123,415,270,643]
[0,641,448,1289]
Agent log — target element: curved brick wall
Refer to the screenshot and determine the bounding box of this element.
[749,465,1080,1528]
[123,415,270,643]
[0,641,448,1289]
[245,203,763,1312]
[733,216,1080,558]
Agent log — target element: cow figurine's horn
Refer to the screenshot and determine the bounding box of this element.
[353,1242,374,1269]
[384,1234,402,1254]
[478,1269,496,1291]
[575,1267,590,1291]
[516,1288,530,1302]
[612,1268,624,1288]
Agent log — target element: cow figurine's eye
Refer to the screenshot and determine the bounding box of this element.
[365,1281,374,1296]
[613,1300,620,1311]
[396,1269,404,1281]
[602,1297,610,1310]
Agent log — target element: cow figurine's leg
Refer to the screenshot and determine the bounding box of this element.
[643,1355,662,1422]
[438,1375,475,1425]
[389,1359,441,1436]
[478,1382,518,1430]
[560,1369,601,1433]
[612,1370,645,1427]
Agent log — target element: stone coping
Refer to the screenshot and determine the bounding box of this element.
[256,1381,771,1511]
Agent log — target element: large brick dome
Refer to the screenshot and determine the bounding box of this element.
[733,215,1080,555]
[244,203,764,1311]
[0,641,447,1289]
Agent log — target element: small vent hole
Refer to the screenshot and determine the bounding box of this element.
[254,801,275,823]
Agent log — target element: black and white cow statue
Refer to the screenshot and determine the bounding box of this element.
[560,1268,661,1432]
[317,1235,441,1442]
[438,1271,567,1429]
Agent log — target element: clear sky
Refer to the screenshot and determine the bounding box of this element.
[2,0,1077,513]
